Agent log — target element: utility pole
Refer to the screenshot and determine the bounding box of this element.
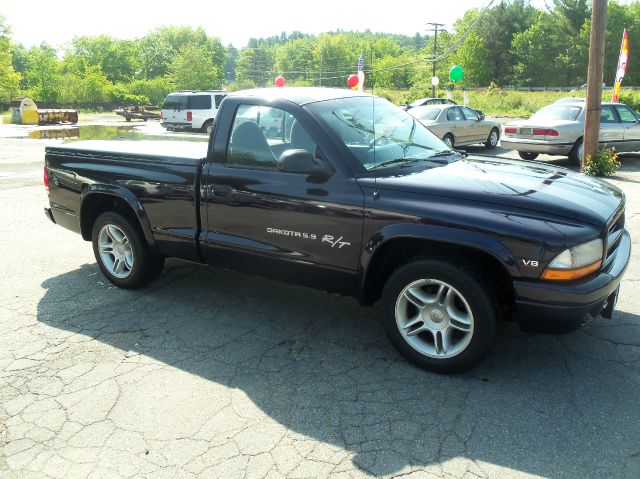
[582,0,608,169]
[426,23,445,98]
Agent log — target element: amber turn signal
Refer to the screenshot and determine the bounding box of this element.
[540,260,601,281]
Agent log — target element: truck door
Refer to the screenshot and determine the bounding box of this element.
[200,102,365,293]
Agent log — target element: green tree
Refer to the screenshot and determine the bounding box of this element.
[168,44,222,91]
[235,39,275,87]
[66,35,138,83]
[24,43,61,102]
[0,14,21,102]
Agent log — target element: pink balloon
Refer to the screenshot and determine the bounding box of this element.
[274,76,286,87]
[347,74,359,88]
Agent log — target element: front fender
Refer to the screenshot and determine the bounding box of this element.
[357,223,519,303]
[80,184,156,247]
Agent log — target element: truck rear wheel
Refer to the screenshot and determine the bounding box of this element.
[91,212,164,289]
[381,259,497,373]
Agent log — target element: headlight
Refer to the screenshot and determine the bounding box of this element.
[541,238,603,281]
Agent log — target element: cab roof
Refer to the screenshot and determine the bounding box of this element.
[228,87,374,106]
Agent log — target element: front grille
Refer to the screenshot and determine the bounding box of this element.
[603,209,625,269]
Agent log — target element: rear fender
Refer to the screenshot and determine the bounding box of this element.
[80,184,156,247]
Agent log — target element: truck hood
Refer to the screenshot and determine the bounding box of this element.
[360,156,623,226]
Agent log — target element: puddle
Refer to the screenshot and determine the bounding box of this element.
[22,125,208,143]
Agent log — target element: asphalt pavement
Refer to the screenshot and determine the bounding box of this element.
[1,117,639,479]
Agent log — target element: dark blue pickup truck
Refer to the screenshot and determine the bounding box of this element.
[43,88,631,373]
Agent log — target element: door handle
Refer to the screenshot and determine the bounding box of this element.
[211,185,234,197]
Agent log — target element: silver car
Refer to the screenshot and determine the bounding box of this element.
[408,104,501,149]
[501,101,640,164]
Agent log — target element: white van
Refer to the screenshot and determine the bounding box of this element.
[160,91,227,132]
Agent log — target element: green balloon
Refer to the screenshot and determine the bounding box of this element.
[449,65,464,82]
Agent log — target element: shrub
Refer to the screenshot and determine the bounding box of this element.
[582,147,620,177]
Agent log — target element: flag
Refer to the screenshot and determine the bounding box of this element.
[612,29,629,103]
[357,51,365,92]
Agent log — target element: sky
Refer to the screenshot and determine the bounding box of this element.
[0,0,547,48]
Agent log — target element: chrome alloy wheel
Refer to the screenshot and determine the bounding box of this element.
[489,130,498,147]
[98,224,134,279]
[395,279,474,359]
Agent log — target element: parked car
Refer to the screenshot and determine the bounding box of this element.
[501,101,640,164]
[43,88,630,373]
[160,90,227,132]
[408,104,501,149]
[403,97,456,110]
[554,98,586,104]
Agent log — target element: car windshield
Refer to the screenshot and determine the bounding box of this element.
[409,107,440,121]
[530,104,582,121]
[307,96,455,171]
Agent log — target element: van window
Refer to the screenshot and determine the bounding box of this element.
[214,95,226,108]
[188,95,212,109]
[162,94,187,110]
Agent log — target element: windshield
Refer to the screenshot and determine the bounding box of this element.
[307,96,455,171]
[530,104,582,121]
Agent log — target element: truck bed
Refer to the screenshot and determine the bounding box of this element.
[45,140,208,262]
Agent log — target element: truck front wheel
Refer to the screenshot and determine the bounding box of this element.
[91,212,164,289]
[381,259,497,373]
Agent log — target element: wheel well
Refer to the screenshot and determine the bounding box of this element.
[362,238,514,314]
[80,194,143,241]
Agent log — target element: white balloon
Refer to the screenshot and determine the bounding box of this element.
[431,76,440,86]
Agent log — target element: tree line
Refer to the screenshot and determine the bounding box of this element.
[1,0,640,107]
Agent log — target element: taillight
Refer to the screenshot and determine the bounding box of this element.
[504,127,516,134]
[532,128,559,136]
[187,111,192,121]
[43,167,50,195]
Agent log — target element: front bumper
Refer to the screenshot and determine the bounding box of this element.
[514,229,631,324]
[500,138,575,155]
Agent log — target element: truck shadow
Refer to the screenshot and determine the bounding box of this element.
[37,261,640,478]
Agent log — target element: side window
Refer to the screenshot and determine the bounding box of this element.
[227,105,317,168]
[615,106,637,123]
[462,107,479,121]
[188,95,212,109]
[447,107,464,122]
[600,105,618,123]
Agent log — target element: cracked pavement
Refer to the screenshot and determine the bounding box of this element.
[1,128,640,479]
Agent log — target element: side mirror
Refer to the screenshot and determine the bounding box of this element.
[277,149,332,176]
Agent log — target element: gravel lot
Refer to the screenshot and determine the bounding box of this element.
[1,117,639,479]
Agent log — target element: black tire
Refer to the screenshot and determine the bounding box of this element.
[568,138,583,166]
[201,119,213,133]
[381,259,498,374]
[442,134,454,149]
[518,151,539,161]
[91,212,164,289]
[125,116,131,122]
[484,128,500,149]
